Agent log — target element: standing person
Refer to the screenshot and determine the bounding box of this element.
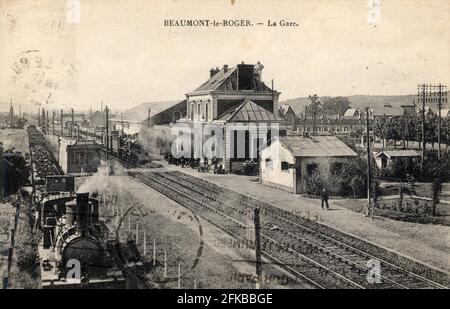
[320,187,329,210]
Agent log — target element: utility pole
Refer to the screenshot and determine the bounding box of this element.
[52,111,55,136]
[147,108,151,128]
[60,109,64,137]
[438,84,442,159]
[420,84,426,175]
[105,105,109,163]
[366,107,371,204]
[303,106,307,133]
[101,101,104,126]
[271,79,275,111]
[436,84,447,159]
[71,108,74,137]
[416,83,447,168]
[254,207,262,289]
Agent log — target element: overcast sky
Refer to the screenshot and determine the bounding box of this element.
[0,0,448,112]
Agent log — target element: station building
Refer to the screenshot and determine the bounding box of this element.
[175,61,289,172]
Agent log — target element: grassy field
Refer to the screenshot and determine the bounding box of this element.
[0,129,28,154]
[0,202,15,288]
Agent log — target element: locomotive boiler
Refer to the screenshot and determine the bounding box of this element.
[39,192,124,288]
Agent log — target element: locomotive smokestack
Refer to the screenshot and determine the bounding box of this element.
[65,199,76,226]
[76,193,90,235]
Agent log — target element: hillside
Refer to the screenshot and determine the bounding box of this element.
[280,94,449,115]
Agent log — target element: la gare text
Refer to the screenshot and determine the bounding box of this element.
[163,19,299,27]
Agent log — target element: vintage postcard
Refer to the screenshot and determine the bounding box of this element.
[0,0,449,298]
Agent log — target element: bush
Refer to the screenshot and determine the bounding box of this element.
[329,158,368,197]
[304,171,326,196]
[304,157,370,198]
[423,151,450,181]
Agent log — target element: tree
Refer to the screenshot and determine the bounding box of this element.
[1,145,30,197]
[321,96,351,116]
[307,94,321,133]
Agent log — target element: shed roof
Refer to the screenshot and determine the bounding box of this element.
[278,135,357,157]
[374,149,421,159]
[371,106,404,117]
[343,108,358,117]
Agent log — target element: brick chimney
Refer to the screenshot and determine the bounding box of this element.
[210,67,220,78]
[223,64,229,72]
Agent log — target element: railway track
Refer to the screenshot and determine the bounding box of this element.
[129,170,450,289]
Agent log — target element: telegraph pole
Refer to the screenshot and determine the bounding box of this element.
[105,105,109,163]
[60,109,64,137]
[71,108,74,137]
[438,84,441,159]
[366,107,371,204]
[254,207,262,289]
[147,108,151,128]
[46,110,49,134]
[52,111,55,136]
[420,84,426,174]
[417,83,447,167]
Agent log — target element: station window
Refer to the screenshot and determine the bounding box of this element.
[281,161,289,171]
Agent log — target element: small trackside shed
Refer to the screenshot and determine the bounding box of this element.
[260,135,357,194]
[373,149,421,170]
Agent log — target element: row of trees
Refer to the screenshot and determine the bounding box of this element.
[304,95,352,118]
[373,114,450,147]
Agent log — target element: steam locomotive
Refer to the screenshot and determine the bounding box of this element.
[75,127,151,165]
[39,182,125,288]
[109,132,150,165]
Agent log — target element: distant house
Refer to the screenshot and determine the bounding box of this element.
[343,108,361,119]
[260,135,357,194]
[371,104,404,118]
[374,149,421,170]
[417,106,435,116]
[279,104,297,122]
[399,102,415,116]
